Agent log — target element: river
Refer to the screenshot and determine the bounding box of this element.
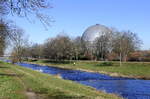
[2,59,150,99]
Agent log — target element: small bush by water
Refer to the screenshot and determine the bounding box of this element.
[97,62,113,66]
[27,59,38,62]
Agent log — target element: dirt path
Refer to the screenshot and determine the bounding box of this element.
[25,91,37,99]
[4,68,40,99]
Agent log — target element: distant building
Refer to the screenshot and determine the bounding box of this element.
[82,24,110,42]
[81,24,111,60]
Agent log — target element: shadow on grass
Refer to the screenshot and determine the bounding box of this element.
[34,88,86,99]
[47,95,86,99]
[47,91,86,99]
[0,66,9,68]
[0,73,24,77]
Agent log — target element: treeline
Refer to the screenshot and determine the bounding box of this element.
[11,27,145,62]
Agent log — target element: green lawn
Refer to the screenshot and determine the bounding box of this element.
[0,61,121,99]
[32,60,150,79]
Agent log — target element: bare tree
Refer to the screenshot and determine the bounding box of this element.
[0,19,11,56]
[73,36,84,60]
[0,0,53,29]
[0,0,51,16]
[29,43,43,59]
[94,30,113,61]
[0,21,6,55]
[42,38,55,59]
[54,35,74,60]
[113,31,142,65]
[10,26,28,63]
[42,35,74,61]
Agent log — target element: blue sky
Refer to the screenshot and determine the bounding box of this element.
[7,0,150,50]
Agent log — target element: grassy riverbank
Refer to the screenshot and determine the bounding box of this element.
[0,61,121,99]
[31,60,150,79]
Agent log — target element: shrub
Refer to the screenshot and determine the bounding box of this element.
[27,59,38,62]
[97,62,113,66]
[0,61,3,63]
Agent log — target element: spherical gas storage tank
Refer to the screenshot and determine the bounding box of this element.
[82,24,111,43]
